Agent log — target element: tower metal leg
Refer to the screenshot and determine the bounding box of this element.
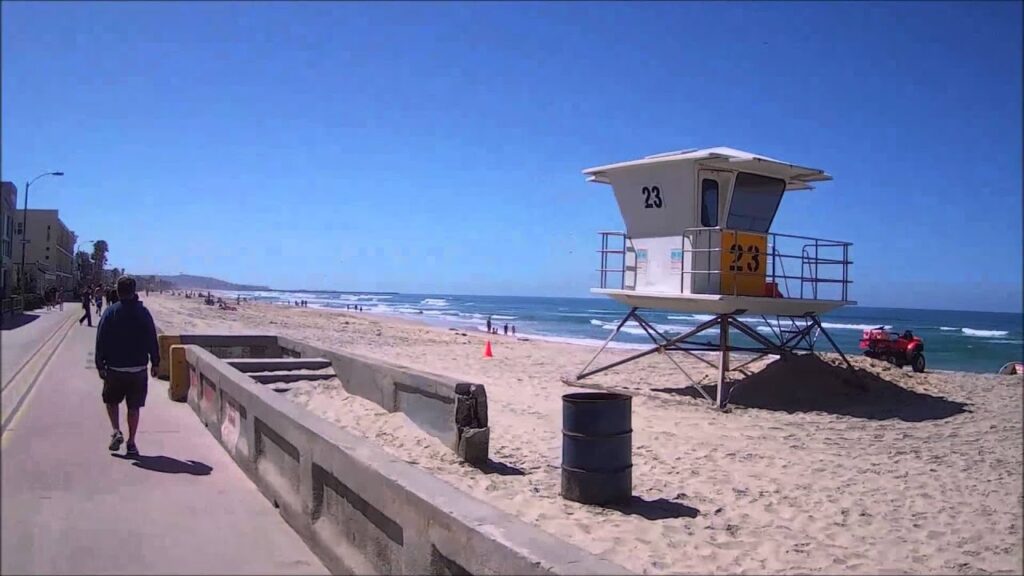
[575,307,636,379]
[717,315,730,410]
[570,310,859,410]
[808,314,855,371]
[575,314,722,381]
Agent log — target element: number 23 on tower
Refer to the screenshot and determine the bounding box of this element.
[719,230,767,296]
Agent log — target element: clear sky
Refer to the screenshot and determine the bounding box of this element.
[2,1,1021,312]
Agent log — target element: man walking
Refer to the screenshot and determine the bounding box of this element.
[79,287,93,326]
[95,276,160,455]
[94,285,104,316]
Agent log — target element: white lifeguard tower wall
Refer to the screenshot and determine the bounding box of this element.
[585,147,836,301]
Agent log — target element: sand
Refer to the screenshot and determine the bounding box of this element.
[145,293,1023,575]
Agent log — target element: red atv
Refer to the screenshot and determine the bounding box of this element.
[859,328,926,373]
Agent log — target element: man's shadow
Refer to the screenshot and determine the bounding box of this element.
[112,453,213,476]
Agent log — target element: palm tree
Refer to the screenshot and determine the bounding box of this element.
[91,240,109,284]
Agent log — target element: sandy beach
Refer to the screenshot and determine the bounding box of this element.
[146,293,1023,575]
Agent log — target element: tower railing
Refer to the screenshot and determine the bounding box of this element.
[594,228,852,301]
[596,231,627,290]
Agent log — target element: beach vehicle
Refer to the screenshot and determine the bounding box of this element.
[998,361,1022,375]
[859,328,926,372]
[567,147,856,409]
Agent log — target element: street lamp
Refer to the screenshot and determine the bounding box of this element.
[18,171,64,293]
[74,239,95,288]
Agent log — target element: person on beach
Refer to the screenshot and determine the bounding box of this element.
[504,323,508,336]
[95,276,160,456]
[512,325,516,336]
[79,287,93,326]
[486,316,492,333]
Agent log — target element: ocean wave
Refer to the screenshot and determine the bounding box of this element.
[522,333,650,351]
[821,322,892,331]
[667,314,717,322]
[939,326,959,331]
[589,318,721,337]
[988,339,1023,344]
[491,315,518,320]
[420,298,449,306]
[962,328,1010,338]
[336,294,393,301]
[666,313,773,325]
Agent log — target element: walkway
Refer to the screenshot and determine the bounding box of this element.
[1,318,327,574]
[1,306,77,386]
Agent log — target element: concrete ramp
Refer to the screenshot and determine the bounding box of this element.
[163,334,489,465]
[227,358,332,373]
[248,371,336,385]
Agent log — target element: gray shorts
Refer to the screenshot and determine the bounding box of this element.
[102,369,148,409]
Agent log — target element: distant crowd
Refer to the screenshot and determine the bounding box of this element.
[167,290,245,311]
[485,315,516,337]
[77,282,151,326]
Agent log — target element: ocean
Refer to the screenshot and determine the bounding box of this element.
[218,290,1022,374]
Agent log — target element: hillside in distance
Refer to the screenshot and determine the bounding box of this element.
[149,274,269,291]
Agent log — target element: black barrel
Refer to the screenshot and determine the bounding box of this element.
[561,392,632,505]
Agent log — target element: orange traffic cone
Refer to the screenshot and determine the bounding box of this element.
[483,340,493,358]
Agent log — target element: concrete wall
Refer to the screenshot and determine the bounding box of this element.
[182,346,628,576]
[277,336,489,464]
[162,333,489,464]
[157,334,280,379]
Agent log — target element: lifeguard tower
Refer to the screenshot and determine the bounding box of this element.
[571,147,856,409]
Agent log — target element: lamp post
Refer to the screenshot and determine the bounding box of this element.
[18,171,64,293]
[74,239,95,289]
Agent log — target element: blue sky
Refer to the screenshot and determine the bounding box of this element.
[2,1,1021,312]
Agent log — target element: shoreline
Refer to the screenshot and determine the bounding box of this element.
[146,293,1023,575]
[201,289,1022,374]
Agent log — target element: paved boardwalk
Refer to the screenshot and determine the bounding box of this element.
[1,307,77,386]
[1,319,327,575]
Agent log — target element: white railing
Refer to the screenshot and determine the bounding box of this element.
[595,228,853,301]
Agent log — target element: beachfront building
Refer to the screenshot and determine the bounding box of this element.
[13,208,77,295]
[1,182,17,298]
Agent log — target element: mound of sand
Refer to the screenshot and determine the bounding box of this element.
[728,354,969,421]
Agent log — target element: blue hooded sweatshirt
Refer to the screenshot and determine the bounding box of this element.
[95,297,160,371]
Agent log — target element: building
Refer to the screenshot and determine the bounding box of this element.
[13,208,77,294]
[1,182,17,298]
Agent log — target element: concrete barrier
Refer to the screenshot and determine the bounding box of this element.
[162,333,489,465]
[277,336,489,464]
[168,344,189,401]
[181,346,628,575]
[156,334,280,379]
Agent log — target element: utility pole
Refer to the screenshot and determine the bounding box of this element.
[18,171,64,293]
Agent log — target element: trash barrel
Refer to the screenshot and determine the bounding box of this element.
[561,392,632,505]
